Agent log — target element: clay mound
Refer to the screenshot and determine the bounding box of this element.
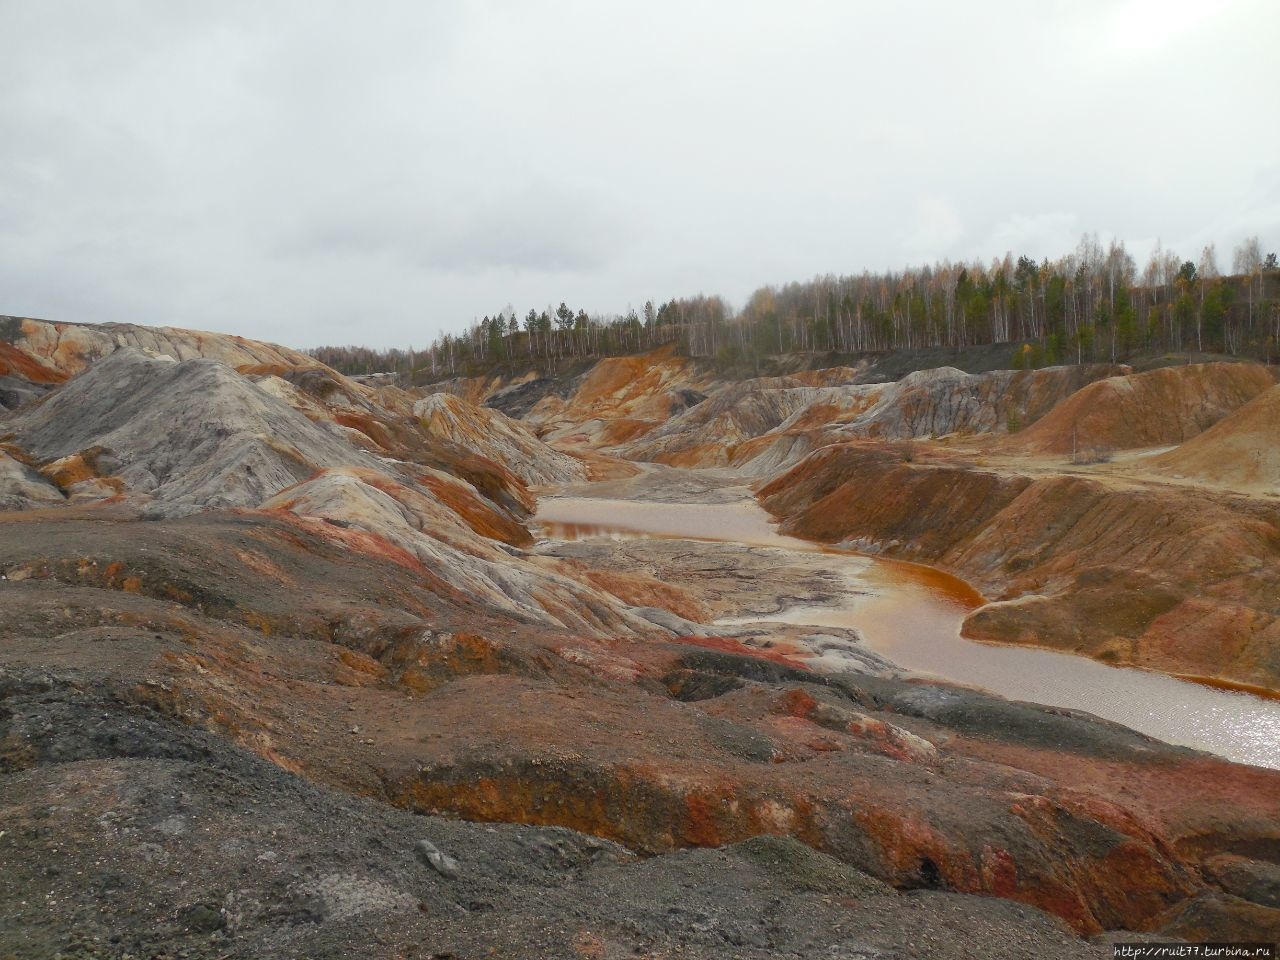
[619,377,849,466]
[480,374,565,419]
[413,392,586,486]
[262,469,536,614]
[263,469,660,636]
[436,367,550,409]
[7,348,380,513]
[1150,385,1280,489]
[527,347,719,447]
[1003,362,1275,456]
[251,363,400,415]
[730,429,828,476]
[2,346,646,631]
[7,315,321,378]
[0,450,64,510]
[843,364,1125,441]
[721,364,1120,475]
[239,365,536,520]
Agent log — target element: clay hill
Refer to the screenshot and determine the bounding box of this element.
[998,362,1276,457]
[442,347,1279,690]
[1149,384,1280,490]
[2,315,1280,957]
[618,363,1127,473]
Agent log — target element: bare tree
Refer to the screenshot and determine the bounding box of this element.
[1232,236,1264,331]
[1195,244,1220,351]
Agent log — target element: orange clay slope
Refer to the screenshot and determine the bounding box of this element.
[997,361,1275,456]
[758,439,1280,689]
[1149,383,1280,491]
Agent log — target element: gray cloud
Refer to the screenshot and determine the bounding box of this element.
[273,178,628,273]
[1,0,1277,348]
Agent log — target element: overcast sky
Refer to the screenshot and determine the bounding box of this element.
[2,1,1277,349]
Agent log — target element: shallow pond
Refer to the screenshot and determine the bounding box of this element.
[537,495,1280,770]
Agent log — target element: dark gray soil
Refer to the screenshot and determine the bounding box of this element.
[0,668,1113,960]
[0,374,51,411]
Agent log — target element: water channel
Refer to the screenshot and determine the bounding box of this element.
[536,495,1280,771]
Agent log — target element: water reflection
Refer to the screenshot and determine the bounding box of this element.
[536,496,1280,770]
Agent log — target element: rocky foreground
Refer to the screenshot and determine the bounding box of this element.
[2,316,1279,957]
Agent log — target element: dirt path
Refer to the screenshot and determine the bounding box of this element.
[939,437,1280,499]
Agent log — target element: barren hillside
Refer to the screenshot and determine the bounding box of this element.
[1000,362,1276,456]
[1150,384,1280,490]
[3,320,1279,954]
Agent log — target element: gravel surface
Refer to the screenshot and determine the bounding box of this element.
[0,668,1112,959]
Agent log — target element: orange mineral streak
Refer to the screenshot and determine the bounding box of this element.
[787,367,864,387]
[398,761,825,858]
[540,346,712,443]
[579,569,709,622]
[571,450,644,482]
[979,846,1020,898]
[672,634,810,668]
[266,508,433,577]
[595,418,663,446]
[778,688,819,719]
[332,411,395,450]
[333,647,388,686]
[398,769,646,850]
[39,452,106,489]
[682,792,725,847]
[414,472,533,546]
[654,443,728,469]
[396,632,514,694]
[853,804,979,886]
[234,362,295,378]
[231,548,296,587]
[0,341,67,384]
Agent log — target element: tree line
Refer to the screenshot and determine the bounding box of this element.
[309,234,1278,381]
[732,235,1277,369]
[310,296,729,379]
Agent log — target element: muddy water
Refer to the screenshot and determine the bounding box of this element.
[536,496,1280,771]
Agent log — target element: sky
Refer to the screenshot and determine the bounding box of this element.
[1,0,1277,350]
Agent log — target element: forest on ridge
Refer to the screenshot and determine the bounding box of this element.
[311,234,1279,380]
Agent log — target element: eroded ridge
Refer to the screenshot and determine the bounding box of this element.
[2,323,1279,955]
